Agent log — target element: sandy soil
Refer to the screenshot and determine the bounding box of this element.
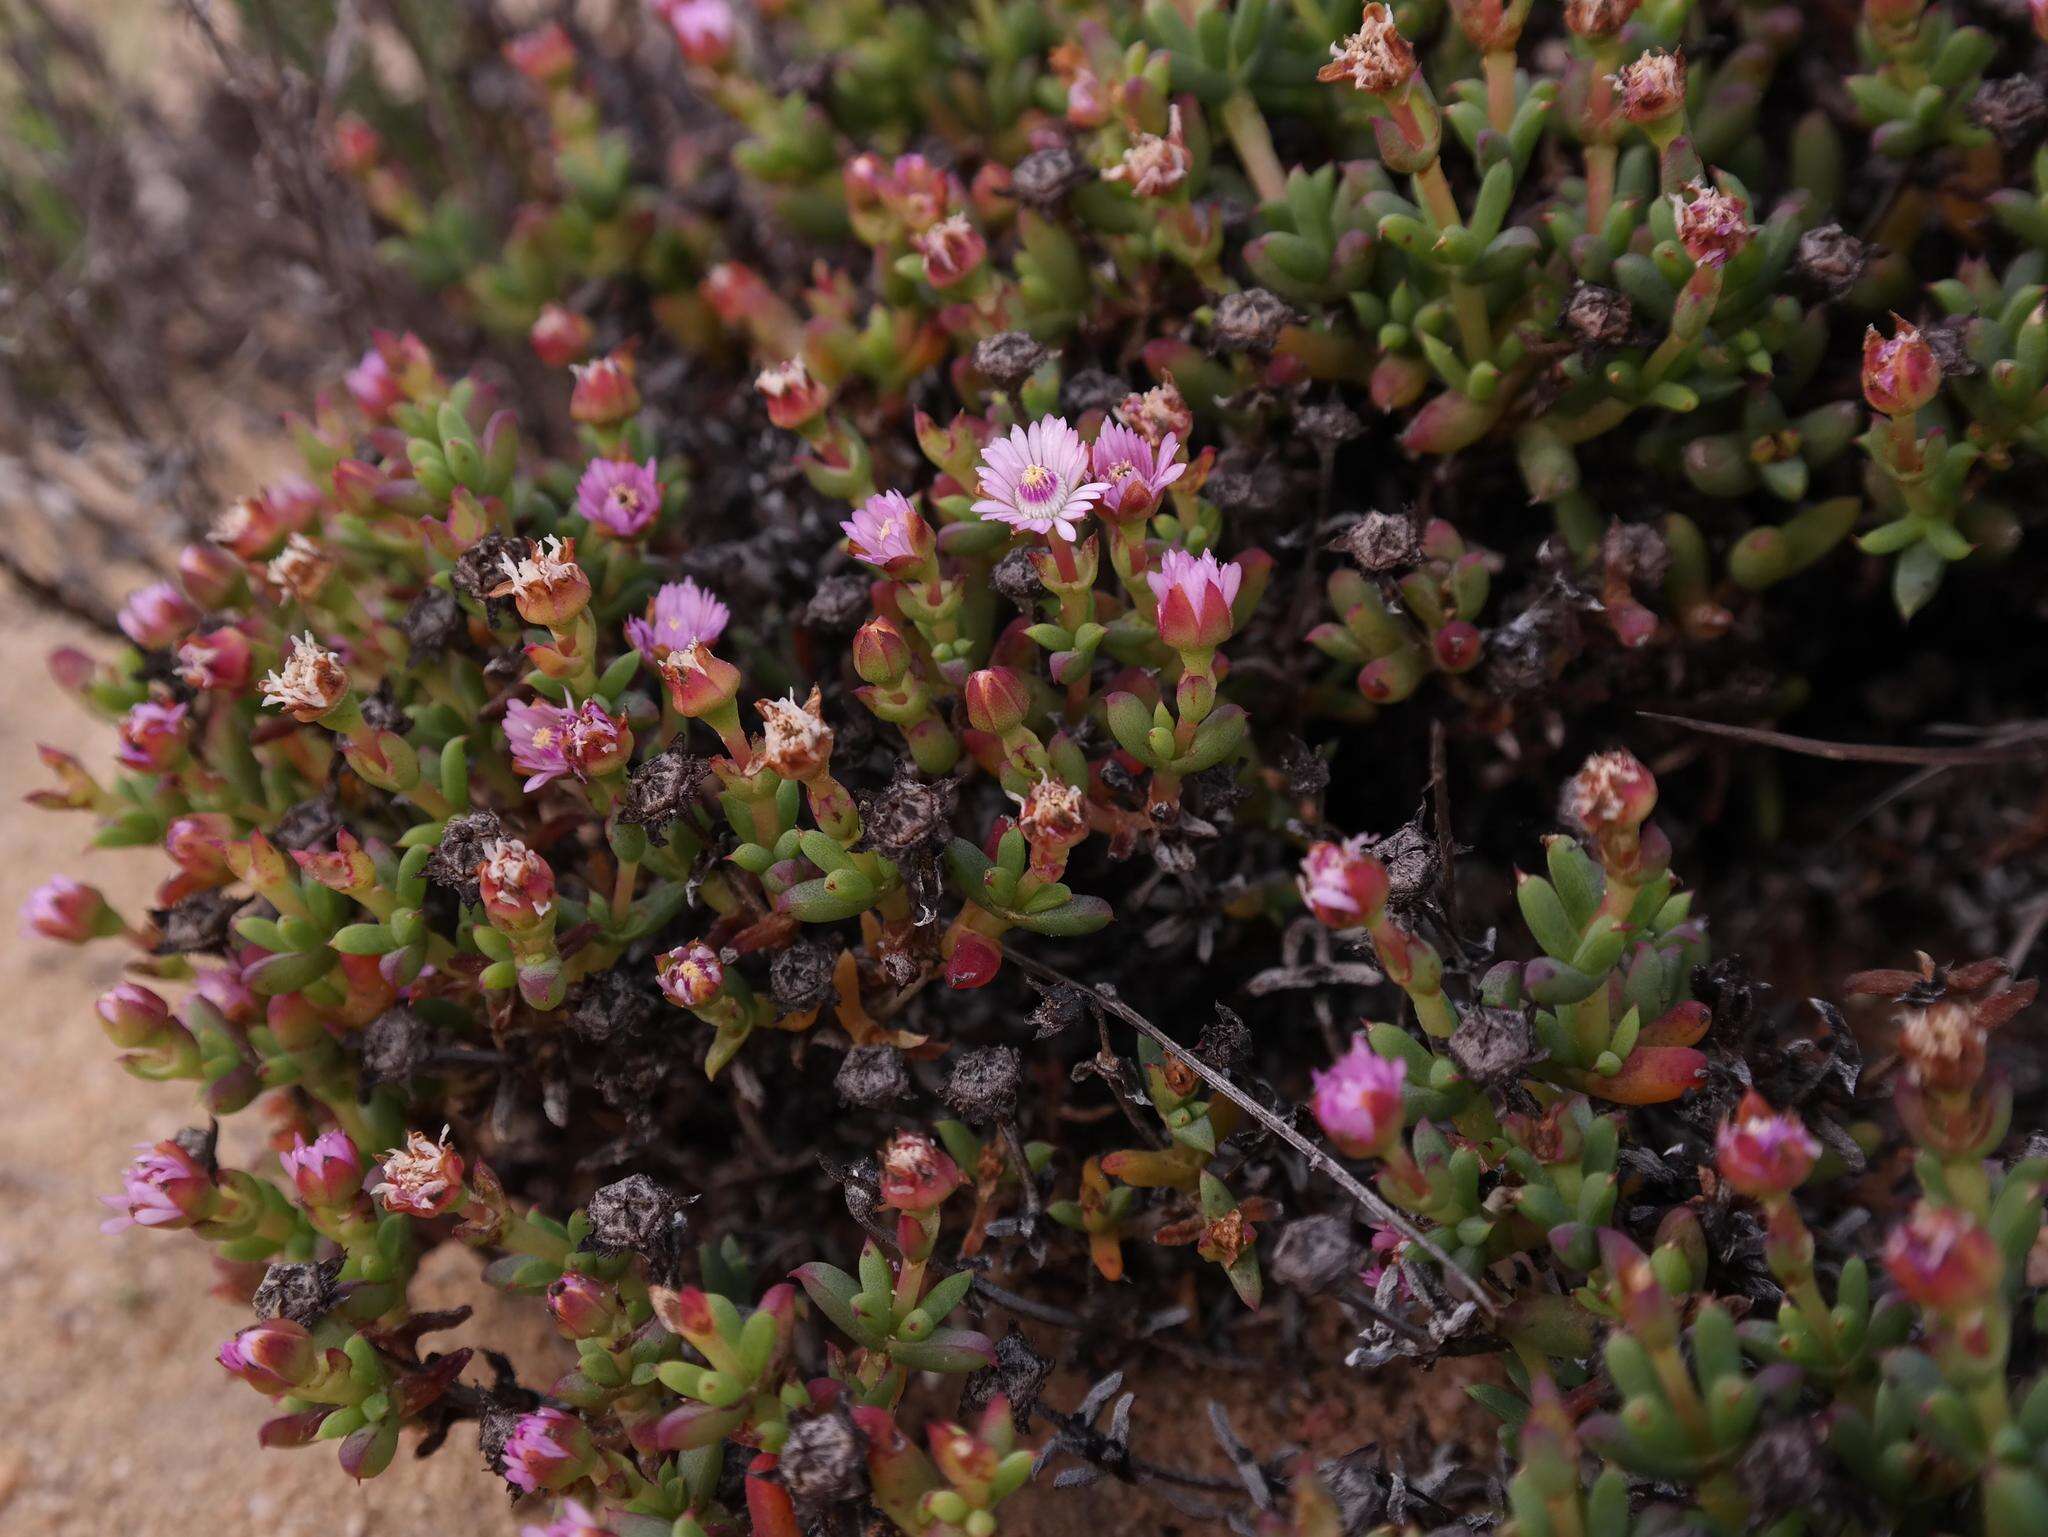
[0,594,1490,1535]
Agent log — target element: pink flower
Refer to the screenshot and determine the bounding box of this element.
[165,814,234,880]
[840,490,933,576]
[505,698,576,791]
[657,942,724,1008]
[195,964,259,1024]
[576,458,661,538]
[22,876,111,943]
[118,582,199,649]
[479,840,556,929]
[177,626,253,692]
[1863,317,1942,417]
[1146,547,1241,651]
[1090,423,1187,521]
[662,0,735,68]
[877,1131,965,1214]
[626,578,730,662]
[101,1138,212,1232]
[219,1319,318,1395]
[972,416,1109,542]
[502,1408,594,1494]
[1311,1036,1407,1157]
[1671,179,1753,269]
[116,700,191,772]
[1884,1203,2002,1312]
[522,1500,614,1537]
[96,982,171,1047]
[1102,105,1191,198]
[756,358,829,431]
[913,214,987,288]
[345,347,404,421]
[569,350,640,427]
[529,304,592,368]
[1714,1091,1820,1199]
[1297,837,1389,928]
[547,1272,624,1340]
[281,1129,364,1208]
[371,1129,466,1217]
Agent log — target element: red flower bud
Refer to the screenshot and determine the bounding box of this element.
[504,23,577,84]
[1297,837,1389,929]
[547,1271,625,1340]
[280,1130,365,1208]
[529,304,593,368]
[964,667,1031,735]
[1714,1091,1820,1199]
[877,1131,964,1213]
[1884,1203,2002,1312]
[219,1319,320,1395]
[1862,317,1942,417]
[569,349,641,427]
[853,617,912,685]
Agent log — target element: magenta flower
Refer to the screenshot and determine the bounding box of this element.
[22,875,111,943]
[1714,1091,1820,1199]
[971,416,1109,542]
[1311,1036,1408,1157]
[662,0,734,67]
[840,490,933,576]
[626,578,730,662]
[115,699,192,772]
[502,1407,594,1494]
[505,698,576,792]
[1297,836,1390,928]
[576,457,661,538]
[118,581,198,649]
[1090,423,1186,521]
[522,1501,615,1537]
[280,1129,364,1209]
[1146,548,1242,652]
[101,1138,213,1233]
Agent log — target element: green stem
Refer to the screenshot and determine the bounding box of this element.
[1220,91,1289,205]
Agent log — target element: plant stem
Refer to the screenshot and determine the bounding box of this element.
[1220,91,1289,205]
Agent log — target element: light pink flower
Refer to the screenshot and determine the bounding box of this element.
[657,941,724,1008]
[627,579,730,662]
[502,1408,593,1493]
[505,698,575,792]
[1714,1091,1820,1200]
[371,1129,465,1217]
[101,1138,212,1232]
[1090,423,1187,521]
[972,416,1109,542]
[522,1500,614,1537]
[479,839,556,927]
[662,0,734,68]
[22,875,109,943]
[1311,1036,1407,1156]
[576,458,661,537]
[1297,836,1389,928]
[280,1129,364,1208]
[177,626,253,692]
[118,582,199,649]
[116,700,191,772]
[840,490,932,575]
[1146,547,1241,651]
[1102,105,1191,198]
[346,347,404,420]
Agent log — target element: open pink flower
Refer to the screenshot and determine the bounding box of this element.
[657,942,724,1008]
[1297,836,1389,928]
[101,1138,212,1232]
[505,698,575,791]
[627,578,730,662]
[1146,547,1241,651]
[972,416,1108,542]
[576,458,661,537]
[840,490,933,575]
[1091,423,1186,521]
[1312,1037,1407,1157]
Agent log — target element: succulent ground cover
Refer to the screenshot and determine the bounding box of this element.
[16,0,2048,1534]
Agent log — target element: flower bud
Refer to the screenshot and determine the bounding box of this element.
[1311,1036,1407,1157]
[211,493,288,560]
[755,358,830,431]
[658,642,743,718]
[280,1129,365,1208]
[1862,317,1942,417]
[116,700,191,772]
[913,215,987,288]
[97,983,171,1049]
[664,0,736,68]
[330,113,381,176]
[657,941,724,1008]
[118,581,198,650]
[569,350,641,427]
[195,963,259,1025]
[1671,179,1754,270]
[260,632,350,723]
[101,1137,213,1231]
[853,617,913,685]
[877,1130,964,1213]
[529,303,593,368]
[479,839,556,929]
[371,1129,465,1217]
[1884,1203,2002,1312]
[504,22,576,85]
[1296,837,1389,929]
[1146,547,1242,652]
[964,667,1031,735]
[218,1319,320,1395]
[178,541,243,607]
[502,1408,596,1494]
[490,536,592,628]
[1714,1091,1820,1199]
[546,1271,624,1340]
[177,625,254,692]
[21,876,113,943]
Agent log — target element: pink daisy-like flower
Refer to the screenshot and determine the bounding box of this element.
[626,578,730,662]
[1090,423,1187,521]
[1146,547,1242,652]
[1311,1036,1408,1157]
[840,490,932,575]
[505,698,576,792]
[502,1408,594,1494]
[971,416,1109,542]
[101,1138,212,1233]
[575,458,661,538]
